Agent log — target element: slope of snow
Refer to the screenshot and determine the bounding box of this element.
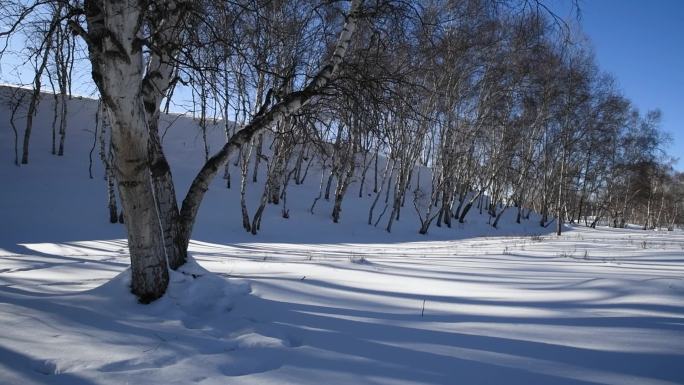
[1,87,683,384]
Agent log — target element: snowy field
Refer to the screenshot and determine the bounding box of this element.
[1,88,683,384]
[1,227,683,385]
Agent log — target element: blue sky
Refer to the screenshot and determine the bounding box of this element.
[563,0,684,170]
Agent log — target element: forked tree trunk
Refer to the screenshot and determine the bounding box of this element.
[83,0,362,301]
[86,0,171,302]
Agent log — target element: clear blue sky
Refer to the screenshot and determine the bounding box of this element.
[563,0,684,170]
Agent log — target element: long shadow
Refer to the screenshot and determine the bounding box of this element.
[2,230,683,384]
[2,258,683,384]
[282,276,684,316]
[3,276,682,385]
[228,286,684,385]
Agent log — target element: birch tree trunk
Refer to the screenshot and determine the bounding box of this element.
[78,0,363,301]
[85,0,170,302]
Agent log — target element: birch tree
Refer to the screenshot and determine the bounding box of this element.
[1,0,365,301]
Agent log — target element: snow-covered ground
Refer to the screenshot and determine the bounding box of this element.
[1,87,683,384]
[1,228,683,385]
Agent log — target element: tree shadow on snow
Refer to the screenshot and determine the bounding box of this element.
[226,278,684,385]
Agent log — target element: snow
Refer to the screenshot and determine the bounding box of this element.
[1,86,683,384]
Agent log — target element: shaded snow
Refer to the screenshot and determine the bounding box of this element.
[1,229,683,385]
